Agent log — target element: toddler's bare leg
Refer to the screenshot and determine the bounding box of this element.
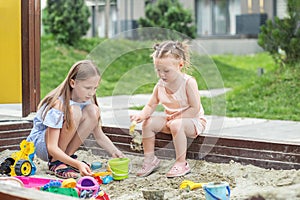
[142,116,168,159]
[136,116,168,176]
[168,119,196,163]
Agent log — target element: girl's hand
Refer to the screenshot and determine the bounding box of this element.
[166,117,175,128]
[166,113,179,128]
[166,115,174,121]
[112,149,125,158]
[130,114,144,123]
[166,112,178,121]
[78,161,93,176]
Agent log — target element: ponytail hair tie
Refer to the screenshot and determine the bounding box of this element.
[153,43,160,51]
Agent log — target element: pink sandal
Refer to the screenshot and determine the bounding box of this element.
[137,156,160,177]
[166,162,191,178]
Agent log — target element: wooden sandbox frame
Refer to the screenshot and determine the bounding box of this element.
[3,1,297,199]
[0,121,299,199]
[1,121,299,170]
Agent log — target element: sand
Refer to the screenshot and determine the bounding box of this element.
[1,149,300,200]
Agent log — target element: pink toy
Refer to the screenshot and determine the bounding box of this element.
[76,176,99,197]
[15,176,62,188]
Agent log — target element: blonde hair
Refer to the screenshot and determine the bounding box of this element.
[151,40,190,69]
[39,60,100,129]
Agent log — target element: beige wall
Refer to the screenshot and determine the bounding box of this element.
[179,0,196,19]
[241,0,275,19]
[117,0,144,20]
[179,0,194,10]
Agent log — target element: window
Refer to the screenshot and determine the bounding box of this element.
[196,0,240,36]
[212,0,229,34]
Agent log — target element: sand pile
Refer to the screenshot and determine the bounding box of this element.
[1,149,300,200]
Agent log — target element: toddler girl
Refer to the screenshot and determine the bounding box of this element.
[130,41,206,178]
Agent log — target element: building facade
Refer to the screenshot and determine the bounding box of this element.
[85,0,144,38]
[85,0,287,38]
[193,0,287,37]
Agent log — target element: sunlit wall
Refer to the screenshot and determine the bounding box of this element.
[0,0,22,103]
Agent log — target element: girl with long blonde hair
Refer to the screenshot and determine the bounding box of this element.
[27,60,124,179]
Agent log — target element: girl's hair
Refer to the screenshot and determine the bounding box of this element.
[39,60,100,129]
[151,40,190,69]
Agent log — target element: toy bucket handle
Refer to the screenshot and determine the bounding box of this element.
[204,185,230,200]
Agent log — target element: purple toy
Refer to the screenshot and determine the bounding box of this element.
[76,176,99,197]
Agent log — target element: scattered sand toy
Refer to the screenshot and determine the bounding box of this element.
[129,121,143,151]
[0,140,36,176]
[179,180,207,191]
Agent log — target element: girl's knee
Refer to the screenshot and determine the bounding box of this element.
[142,116,168,134]
[142,117,159,131]
[142,118,151,127]
[168,120,182,135]
[82,104,100,122]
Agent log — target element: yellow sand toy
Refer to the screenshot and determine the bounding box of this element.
[0,140,36,176]
[92,171,112,177]
[180,180,207,191]
[129,121,143,151]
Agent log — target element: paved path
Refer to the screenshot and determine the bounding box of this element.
[0,89,299,144]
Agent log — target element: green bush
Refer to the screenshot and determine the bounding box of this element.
[138,0,196,39]
[258,0,300,65]
[43,0,90,45]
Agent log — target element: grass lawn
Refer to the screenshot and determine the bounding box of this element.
[41,36,300,121]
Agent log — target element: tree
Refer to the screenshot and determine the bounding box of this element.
[258,0,300,66]
[43,0,90,45]
[138,0,196,39]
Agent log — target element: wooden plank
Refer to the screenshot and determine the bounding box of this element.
[0,123,299,170]
[0,145,20,152]
[101,126,300,170]
[0,130,31,139]
[0,122,32,131]
[0,137,27,147]
[85,139,300,170]
[103,126,300,154]
[0,183,78,200]
[0,122,32,151]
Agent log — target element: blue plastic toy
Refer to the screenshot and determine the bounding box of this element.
[102,175,113,184]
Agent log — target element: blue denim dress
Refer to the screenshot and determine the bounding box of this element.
[26,98,91,161]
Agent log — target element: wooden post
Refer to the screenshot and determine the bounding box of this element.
[21,0,41,117]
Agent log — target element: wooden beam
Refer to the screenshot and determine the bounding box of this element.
[0,123,299,170]
[21,0,40,117]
